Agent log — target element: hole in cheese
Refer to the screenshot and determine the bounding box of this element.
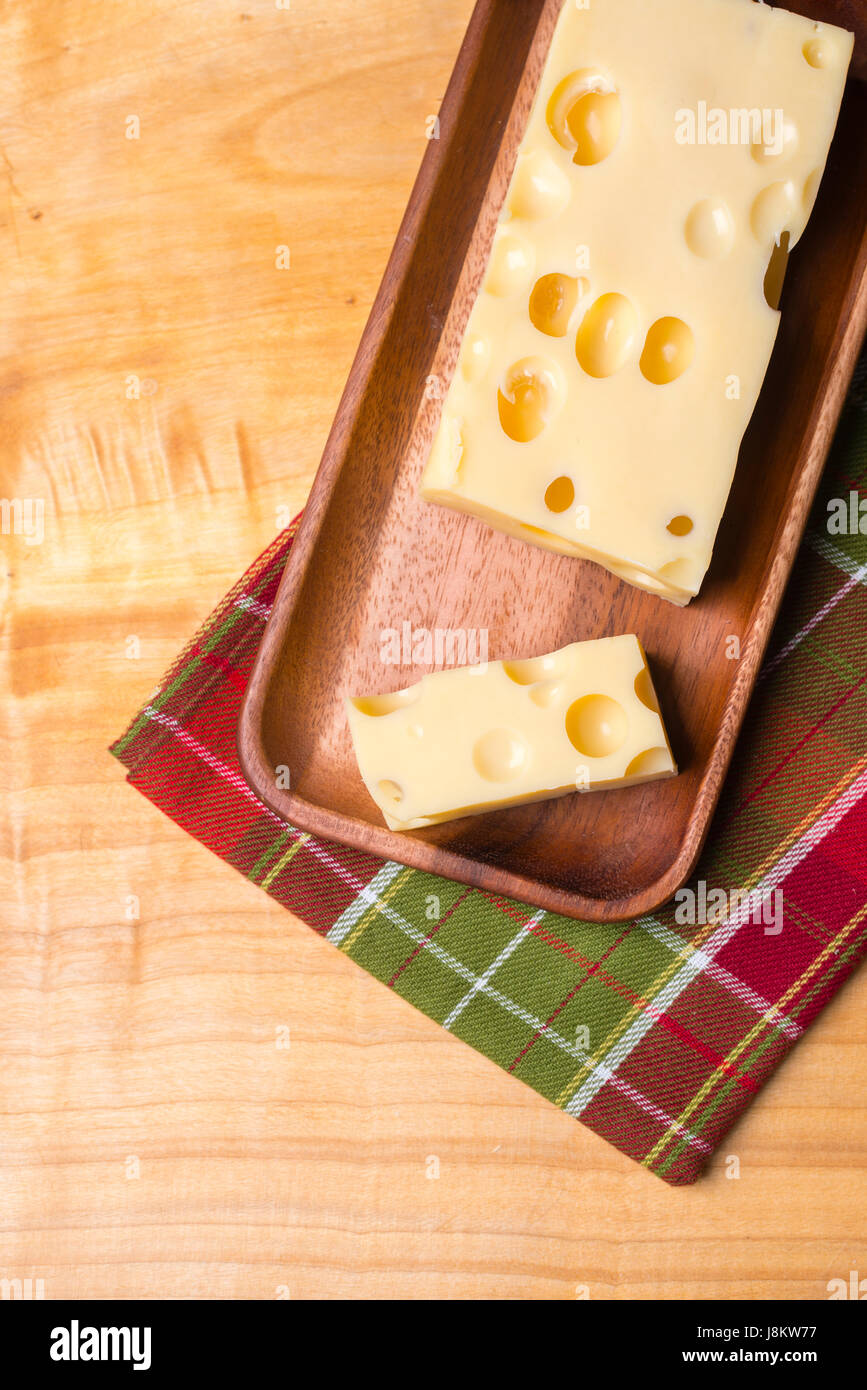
[575,292,637,378]
[545,475,576,513]
[803,36,833,69]
[751,118,798,165]
[546,69,620,164]
[529,272,582,337]
[750,181,796,245]
[566,89,622,165]
[634,668,659,712]
[351,686,422,717]
[685,197,734,260]
[658,558,699,591]
[667,514,694,536]
[624,747,672,778]
[565,694,628,759]
[497,357,563,442]
[486,232,536,297]
[503,654,563,685]
[510,150,571,219]
[530,680,562,708]
[472,728,530,782]
[461,333,491,382]
[640,318,694,385]
[378,779,404,804]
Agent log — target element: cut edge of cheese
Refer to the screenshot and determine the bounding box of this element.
[420,476,699,605]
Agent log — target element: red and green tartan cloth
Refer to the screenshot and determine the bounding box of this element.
[111,356,867,1185]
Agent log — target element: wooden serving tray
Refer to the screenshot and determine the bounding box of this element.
[238,0,867,922]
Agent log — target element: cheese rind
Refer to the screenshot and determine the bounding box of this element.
[346,636,676,831]
[421,0,853,604]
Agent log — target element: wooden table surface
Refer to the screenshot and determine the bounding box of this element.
[2,0,865,1302]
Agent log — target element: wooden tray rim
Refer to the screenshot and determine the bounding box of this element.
[237,0,867,922]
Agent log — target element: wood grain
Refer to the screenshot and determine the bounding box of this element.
[1,0,866,1302]
[239,0,867,921]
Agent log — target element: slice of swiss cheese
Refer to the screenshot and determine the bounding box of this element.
[421,0,853,604]
[346,635,675,831]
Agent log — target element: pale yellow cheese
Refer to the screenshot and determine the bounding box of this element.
[346,636,675,831]
[421,0,853,604]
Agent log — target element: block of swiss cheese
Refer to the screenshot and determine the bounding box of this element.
[421,0,853,604]
[346,636,675,831]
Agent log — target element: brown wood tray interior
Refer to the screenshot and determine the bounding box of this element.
[239,0,867,920]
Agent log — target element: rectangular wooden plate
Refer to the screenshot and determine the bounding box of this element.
[238,0,867,922]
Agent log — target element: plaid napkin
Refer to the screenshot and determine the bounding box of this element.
[111,355,867,1185]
